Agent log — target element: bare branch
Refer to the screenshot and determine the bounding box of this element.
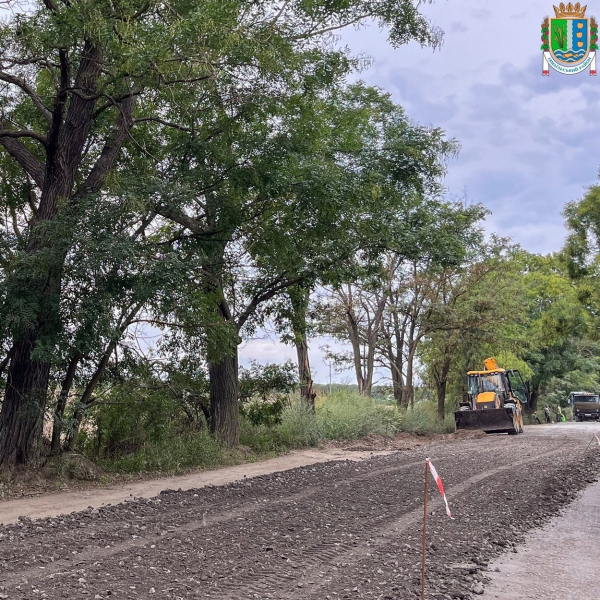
[291,14,370,40]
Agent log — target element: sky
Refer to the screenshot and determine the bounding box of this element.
[240,1,600,382]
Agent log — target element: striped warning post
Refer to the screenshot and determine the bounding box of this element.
[426,458,453,519]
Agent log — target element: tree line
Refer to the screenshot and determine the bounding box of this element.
[0,0,599,466]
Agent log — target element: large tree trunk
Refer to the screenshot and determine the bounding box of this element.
[402,348,416,409]
[296,339,314,406]
[391,311,406,407]
[391,357,404,407]
[529,384,540,414]
[209,347,240,447]
[436,379,447,422]
[0,41,134,465]
[346,308,366,394]
[0,336,51,464]
[434,355,452,421]
[433,345,455,421]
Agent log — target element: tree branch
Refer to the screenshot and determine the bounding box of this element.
[74,93,136,197]
[0,128,47,146]
[236,274,306,330]
[0,71,53,123]
[0,136,45,187]
[133,116,191,132]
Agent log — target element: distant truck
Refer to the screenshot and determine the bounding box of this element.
[569,391,600,421]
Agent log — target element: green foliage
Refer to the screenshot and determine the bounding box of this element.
[239,361,299,402]
[240,403,321,452]
[100,431,225,474]
[79,387,462,475]
[400,402,455,435]
[317,392,402,439]
[0,0,447,462]
[239,361,299,426]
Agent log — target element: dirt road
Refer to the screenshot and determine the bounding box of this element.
[0,423,599,599]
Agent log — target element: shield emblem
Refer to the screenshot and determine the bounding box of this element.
[550,17,590,64]
[542,4,598,75]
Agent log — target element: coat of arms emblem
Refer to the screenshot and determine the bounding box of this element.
[542,3,598,74]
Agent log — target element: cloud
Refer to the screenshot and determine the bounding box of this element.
[451,22,468,33]
[341,2,600,253]
[471,9,492,20]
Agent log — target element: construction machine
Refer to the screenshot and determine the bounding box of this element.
[455,358,529,434]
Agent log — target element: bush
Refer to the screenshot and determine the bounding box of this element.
[316,391,402,440]
[240,403,321,452]
[400,402,455,435]
[100,430,225,474]
[277,403,321,448]
[82,388,456,476]
[243,396,287,427]
[239,361,298,426]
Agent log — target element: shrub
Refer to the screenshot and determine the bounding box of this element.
[400,402,455,435]
[238,361,299,426]
[240,403,320,452]
[243,396,287,427]
[317,391,401,440]
[100,430,225,474]
[277,403,321,448]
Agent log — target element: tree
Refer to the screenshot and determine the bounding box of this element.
[149,79,456,445]
[319,201,486,406]
[420,238,523,420]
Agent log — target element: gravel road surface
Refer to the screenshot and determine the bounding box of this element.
[1,423,599,600]
[0,449,394,525]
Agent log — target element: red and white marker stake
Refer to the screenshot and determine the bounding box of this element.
[595,435,600,446]
[426,458,453,519]
[421,458,453,600]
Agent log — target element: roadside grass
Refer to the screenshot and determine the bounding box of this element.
[317,391,402,440]
[99,429,227,474]
[400,402,456,435]
[89,392,455,476]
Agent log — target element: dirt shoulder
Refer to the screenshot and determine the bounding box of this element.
[0,424,599,599]
[0,430,453,523]
[0,447,394,524]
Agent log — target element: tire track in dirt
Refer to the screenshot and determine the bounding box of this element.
[0,457,428,589]
[202,448,564,600]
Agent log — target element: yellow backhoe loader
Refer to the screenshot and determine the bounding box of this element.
[455,358,529,434]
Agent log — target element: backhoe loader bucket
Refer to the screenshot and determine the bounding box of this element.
[454,407,518,434]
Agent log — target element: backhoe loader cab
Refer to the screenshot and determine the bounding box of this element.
[455,358,529,434]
